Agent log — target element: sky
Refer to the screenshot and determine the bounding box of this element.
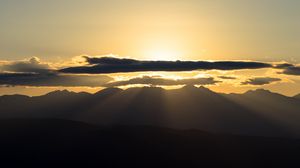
[0,0,300,96]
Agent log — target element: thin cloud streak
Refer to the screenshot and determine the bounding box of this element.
[103,76,220,87]
[241,77,281,85]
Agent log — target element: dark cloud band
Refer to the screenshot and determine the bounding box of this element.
[0,72,112,87]
[0,57,112,87]
[60,56,272,74]
[0,56,298,88]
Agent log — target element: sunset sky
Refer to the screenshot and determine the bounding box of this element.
[0,0,300,96]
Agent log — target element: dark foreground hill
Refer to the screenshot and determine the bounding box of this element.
[1,86,300,138]
[0,119,299,167]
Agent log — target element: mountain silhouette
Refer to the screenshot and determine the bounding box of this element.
[294,93,300,99]
[1,88,300,167]
[0,118,300,167]
[1,86,300,137]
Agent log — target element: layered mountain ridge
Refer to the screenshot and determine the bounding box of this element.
[1,86,299,137]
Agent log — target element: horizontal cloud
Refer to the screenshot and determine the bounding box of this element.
[274,63,294,69]
[281,66,300,76]
[0,57,113,87]
[218,76,237,80]
[60,56,272,74]
[103,76,220,87]
[0,72,112,87]
[0,56,298,88]
[273,63,300,76]
[0,57,51,74]
[241,77,281,85]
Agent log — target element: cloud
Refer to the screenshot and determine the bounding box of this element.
[103,76,220,87]
[85,56,139,65]
[218,76,237,80]
[241,77,281,85]
[273,63,300,76]
[1,56,298,87]
[281,66,300,76]
[0,72,112,87]
[60,56,273,74]
[0,57,51,74]
[0,57,112,87]
[274,63,294,69]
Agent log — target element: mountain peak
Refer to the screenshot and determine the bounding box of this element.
[95,87,123,96]
[244,89,285,98]
[180,85,216,95]
[181,84,199,91]
[246,89,272,95]
[294,94,300,99]
[125,86,164,92]
[45,90,73,96]
[198,85,213,92]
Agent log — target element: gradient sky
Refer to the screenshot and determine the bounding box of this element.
[0,0,300,96]
[1,0,300,61]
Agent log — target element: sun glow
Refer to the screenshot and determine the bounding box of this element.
[141,37,185,61]
[146,49,182,61]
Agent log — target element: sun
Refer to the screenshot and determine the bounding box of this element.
[148,50,180,61]
[141,38,184,61]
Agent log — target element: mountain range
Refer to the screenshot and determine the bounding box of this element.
[1,118,300,167]
[1,86,300,137]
